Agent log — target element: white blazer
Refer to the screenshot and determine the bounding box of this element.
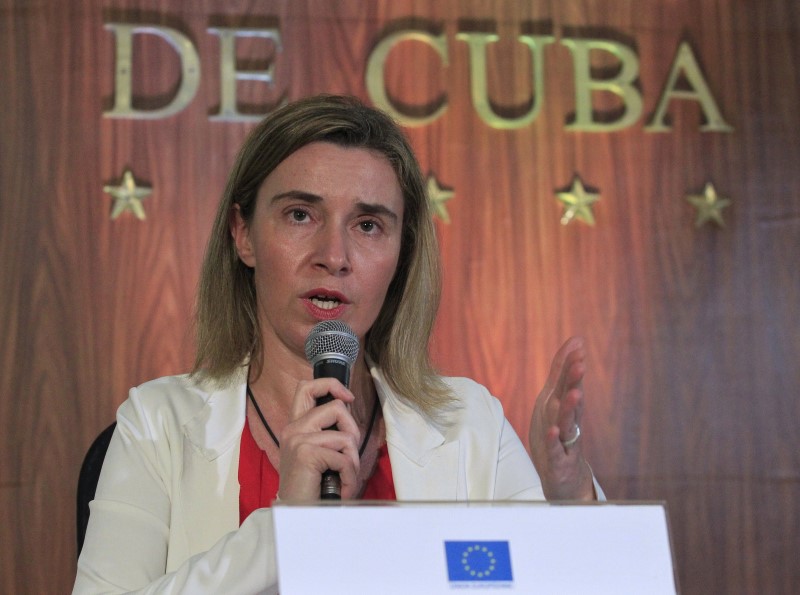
[74,366,549,594]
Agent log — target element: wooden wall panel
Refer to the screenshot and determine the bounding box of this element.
[1,1,798,593]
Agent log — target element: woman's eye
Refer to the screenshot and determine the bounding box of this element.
[359,220,380,233]
[291,209,309,222]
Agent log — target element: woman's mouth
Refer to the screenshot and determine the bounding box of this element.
[310,295,341,310]
[303,290,349,319]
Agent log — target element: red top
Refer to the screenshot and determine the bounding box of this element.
[238,420,396,525]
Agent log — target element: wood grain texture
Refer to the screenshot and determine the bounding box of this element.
[1,1,798,593]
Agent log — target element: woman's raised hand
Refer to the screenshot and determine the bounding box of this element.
[277,378,362,501]
[529,337,596,501]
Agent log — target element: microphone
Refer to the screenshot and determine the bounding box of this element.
[304,320,360,500]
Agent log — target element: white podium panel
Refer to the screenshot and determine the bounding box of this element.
[273,501,677,594]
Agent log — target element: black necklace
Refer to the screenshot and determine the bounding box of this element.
[246,382,379,458]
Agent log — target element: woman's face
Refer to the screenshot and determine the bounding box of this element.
[232,141,404,360]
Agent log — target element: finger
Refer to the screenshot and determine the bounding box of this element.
[555,343,586,400]
[283,400,361,451]
[278,441,360,501]
[545,423,581,464]
[542,338,585,415]
[564,351,586,389]
[543,360,584,427]
[317,448,360,499]
[306,399,361,439]
[545,336,584,389]
[556,387,584,439]
[285,429,361,471]
[544,425,571,462]
[290,378,356,420]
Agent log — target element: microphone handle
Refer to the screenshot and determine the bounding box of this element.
[315,393,341,499]
[314,357,350,500]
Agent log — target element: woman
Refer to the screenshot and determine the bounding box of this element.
[74,95,599,594]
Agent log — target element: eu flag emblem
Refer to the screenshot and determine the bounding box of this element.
[444,541,513,582]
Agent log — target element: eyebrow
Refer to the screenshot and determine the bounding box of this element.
[269,190,323,205]
[356,201,400,223]
[270,190,400,223]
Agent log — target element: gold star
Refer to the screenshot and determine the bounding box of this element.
[426,175,454,224]
[103,169,152,220]
[686,182,731,227]
[556,176,600,226]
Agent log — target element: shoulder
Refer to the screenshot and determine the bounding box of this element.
[371,365,506,435]
[432,376,508,440]
[123,374,205,416]
[131,373,211,403]
[442,376,505,418]
[118,371,245,434]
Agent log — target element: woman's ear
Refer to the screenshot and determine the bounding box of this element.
[230,204,256,267]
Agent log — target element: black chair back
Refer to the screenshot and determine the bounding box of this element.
[76,422,117,555]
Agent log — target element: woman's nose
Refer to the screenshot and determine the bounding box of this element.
[313,224,351,275]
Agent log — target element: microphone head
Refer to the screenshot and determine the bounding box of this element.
[304,320,360,366]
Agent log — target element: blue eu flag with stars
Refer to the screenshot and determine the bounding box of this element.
[444,541,513,582]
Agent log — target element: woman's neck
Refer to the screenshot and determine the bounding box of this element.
[248,349,376,428]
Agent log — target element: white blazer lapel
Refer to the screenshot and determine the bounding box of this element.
[371,367,463,501]
[178,379,246,556]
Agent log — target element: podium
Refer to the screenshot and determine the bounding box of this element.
[273,501,677,594]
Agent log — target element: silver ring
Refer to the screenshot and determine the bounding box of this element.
[560,424,581,448]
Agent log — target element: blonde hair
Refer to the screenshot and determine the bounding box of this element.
[193,95,451,416]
